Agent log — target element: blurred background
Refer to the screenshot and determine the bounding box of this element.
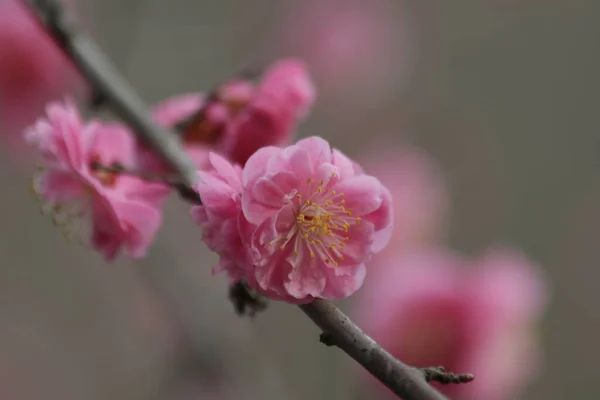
[1,0,599,399]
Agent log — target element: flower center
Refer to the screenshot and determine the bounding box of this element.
[89,155,119,187]
[278,175,362,266]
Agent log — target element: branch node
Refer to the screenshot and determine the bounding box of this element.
[319,332,335,347]
[174,184,202,205]
[421,366,475,385]
[90,86,108,109]
[228,281,268,317]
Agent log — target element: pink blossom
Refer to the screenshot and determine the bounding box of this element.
[363,146,448,255]
[356,247,548,400]
[222,59,315,164]
[145,58,314,172]
[0,0,81,154]
[25,101,163,261]
[243,137,392,302]
[272,0,413,101]
[191,137,392,302]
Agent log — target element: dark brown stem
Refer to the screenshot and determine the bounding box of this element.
[24,1,472,398]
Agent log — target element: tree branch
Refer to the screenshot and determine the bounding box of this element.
[23,1,470,399]
[23,0,197,187]
[300,300,448,400]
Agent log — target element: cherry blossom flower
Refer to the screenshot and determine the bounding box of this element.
[356,247,548,400]
[271,0,414,103]
[25,100,163,261]
[192,136,393,303]
[144,58,314,172]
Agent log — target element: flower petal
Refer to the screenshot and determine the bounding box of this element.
[242,146,282,187]
[333,175,383,216]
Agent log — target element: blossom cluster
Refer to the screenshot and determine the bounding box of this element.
[25,59,393,302]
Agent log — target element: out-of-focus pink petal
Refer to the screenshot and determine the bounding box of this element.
[35,170,83,204]
[363,145,449,253]
[469,246,549,323]
[0,0,83,159]
[112,198,162,259]
[151,92,204,127]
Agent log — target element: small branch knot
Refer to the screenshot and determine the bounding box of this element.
[319,332,335,347]
[228,281,268,317]
[421,366,475,385]
[90,86,108,109]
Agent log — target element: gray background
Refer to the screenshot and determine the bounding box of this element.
[1,0,599,399]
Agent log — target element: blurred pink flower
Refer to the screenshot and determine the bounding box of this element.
[356,247,548,400]
[0,0,81,155]
[272,0,413,101]
[26,101,163,261]
[145,58,314,172]
[223,59,315,164]
[362,146,449,255]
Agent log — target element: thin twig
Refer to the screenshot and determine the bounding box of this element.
[24,1,470,399]
[300,300,448,400]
